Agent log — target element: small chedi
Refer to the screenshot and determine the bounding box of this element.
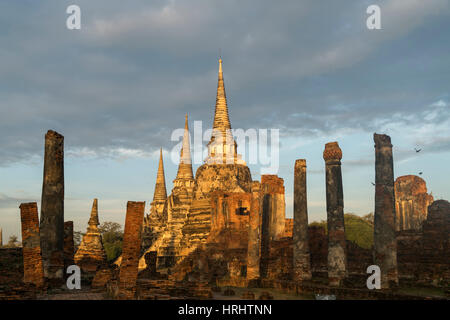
[74,199,107,273]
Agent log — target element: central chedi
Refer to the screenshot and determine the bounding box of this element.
[140,59,257,271]
[195,58,252,199]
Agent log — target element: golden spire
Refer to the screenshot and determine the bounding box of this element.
[153,148,167,201]
[176,114,194,179]
[87,198,99,232]
[213,58,232,136]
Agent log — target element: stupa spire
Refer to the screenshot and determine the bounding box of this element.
[206,58,244,165]
[213,58,232,136]
[176,114,194,179]
[153,148,167,201]
[88,198,99,230]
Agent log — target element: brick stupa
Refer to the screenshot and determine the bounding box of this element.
[75,198,107,273]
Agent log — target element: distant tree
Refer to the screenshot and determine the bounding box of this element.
[73,231,84,249]
[7,235,19,247]
[309,213,374,249]
[99,222,123,263]
[362,213,374,224]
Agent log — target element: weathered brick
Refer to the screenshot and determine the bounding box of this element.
[118,201,145,299]
[19,202,44,288]
[323,142,347,286]
[293,159,312,281]
[374,134,398,288]
[40,130,65,284]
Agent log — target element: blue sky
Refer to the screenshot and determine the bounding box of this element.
[0,0,449,241]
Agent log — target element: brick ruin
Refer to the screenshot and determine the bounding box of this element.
[374,134,398,288]
[1,60,449,300]
[74,198,107,273]
[63,221,74,271]
[118,201,145,299]
[19,202,44,288]
[129,60,449,298]
[395,175,434,231]
[323,142,347,286]
[39,130,65,285]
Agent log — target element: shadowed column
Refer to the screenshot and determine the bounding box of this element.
[20,202,45,288]
[64,221,74,270]
[374,133,398,288]
[119,201,146,299]
[293,159,312,281]
[247,181,261,284]
[40,130,65,284]
[323,142,347,286]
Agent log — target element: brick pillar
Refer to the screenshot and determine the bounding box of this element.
[374,133,398,288]
[19,202,45,288]
[260,175,286,246]
[64,221,75,270]
[40,130,64,284]
[119,201,145,299]
[293,159,312,281]
[323,142,347,286]
[247,181,261,283]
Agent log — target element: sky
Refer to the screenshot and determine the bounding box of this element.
[0,0,449,241]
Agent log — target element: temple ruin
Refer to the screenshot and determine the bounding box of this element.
[1,59,448,300]
[75,199,107,273]
[395,175,434,231]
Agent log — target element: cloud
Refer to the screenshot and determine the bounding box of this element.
[0,1,449,167]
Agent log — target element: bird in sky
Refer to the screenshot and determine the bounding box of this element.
[419,172,423,175]
[415,148,422,153]
[371,182,375,186]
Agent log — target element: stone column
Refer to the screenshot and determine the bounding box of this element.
[261,175,286,241]
[40,130,65,283]
[20,202,45,288]
[247,181,261,283]
[323,142,347,286]
[64,221,75,269]
[373,133,398,288]
[119,201,145,299]
[293,159,312,281]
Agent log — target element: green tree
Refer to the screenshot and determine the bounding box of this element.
[309,213,374,249]
[7,235,19,248]
[99,222,123,263]
[73,231,84,249]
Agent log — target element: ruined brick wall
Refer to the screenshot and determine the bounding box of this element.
[283,218,293,238]
[118,201,145,299]
[420,200,449,284]
[64,221,74,269]
[210,192,250,249]
[308,226,328,274]
[395,175,434,231]
[19,202,44,288]
[394,200,449,286]
[396,230,422,281]
[263,238,293,281]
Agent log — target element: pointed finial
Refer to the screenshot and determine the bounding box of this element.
[88,198,100,228]
[175,114,194,179]
[153,148,167,201]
